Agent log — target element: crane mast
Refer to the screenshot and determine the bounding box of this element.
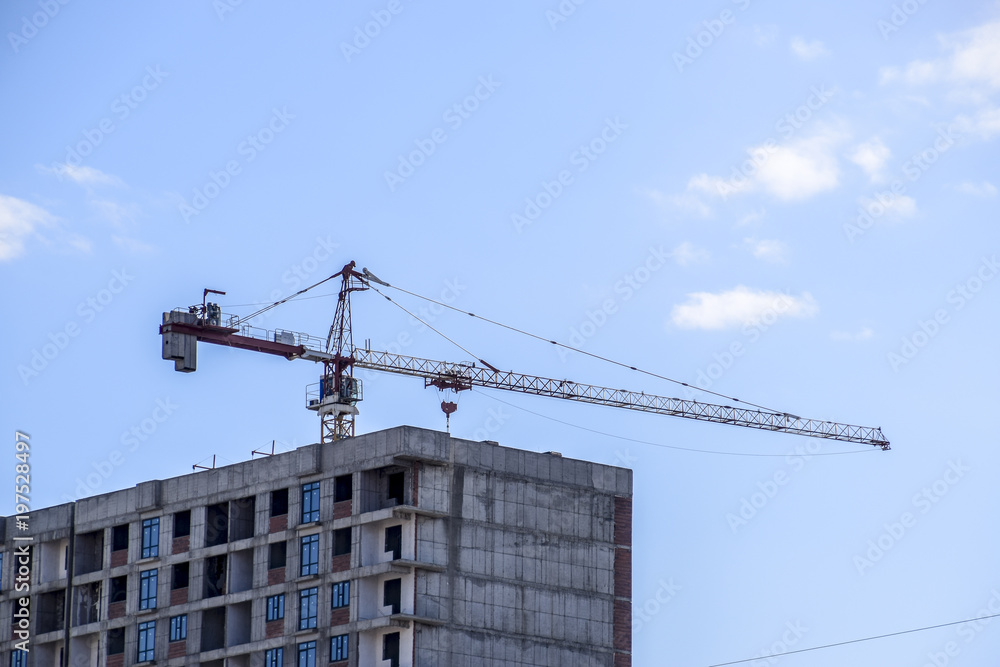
[317,261,366,442]
[160,262,890,450]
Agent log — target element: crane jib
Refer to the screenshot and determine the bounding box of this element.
[351,349,890,450]
[160,308,890,450]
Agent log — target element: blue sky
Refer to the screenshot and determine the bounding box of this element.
[3,1,1000,665]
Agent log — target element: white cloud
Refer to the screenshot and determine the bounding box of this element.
[744,238,787,263]
[670,242,710,266]
[831,327,874,341]
[880,60,945,86]
[37,163,124,187]
[790,37,829,61]
[849,138,892,183]
[954,181,997,196]
[859,193,917,219]
[0,194,55,261]
[753,25,779,47]
[65,235,93,254]
[954,106,1000,140]
[737,208,766,226]
[91,200,140,229]
[756,130,845,199]
[687,173,749,200]
[112,235,155,254]
[643,188,713,218]
[943,21,1000,88]
[688,126,848,202]
[880,22,1000,119]
[669,193,713,218]
[671,286,818,330]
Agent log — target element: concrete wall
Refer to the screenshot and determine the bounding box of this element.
[411,438,629,667]
[0,426,630,667]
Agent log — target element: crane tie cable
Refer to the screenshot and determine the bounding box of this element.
[474,389,875,458]
[237,274,342,324]
[368,286,498,372]
[223,269,837,424]
[378,280,787,415]
[704,611,1000,666]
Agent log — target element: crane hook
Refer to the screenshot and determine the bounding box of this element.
[441,401,458,433]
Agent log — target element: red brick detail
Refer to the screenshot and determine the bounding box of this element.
[614,550,632,600]
[613,600,632,651]
[107,601,126,619]
[170,587,188,605]
[333,500,352,520]
[106,654,124,667]
[331,662,347,667]
[265,619,285,639]
[331,553,350,573]
[269,515,288,533]
[329,607,349,627]
[110,549,127,568]
[172,535,189,554]
[168,641,186,659]
[267,567,286,585]
[613,495,633,655]
[613,496,632,547]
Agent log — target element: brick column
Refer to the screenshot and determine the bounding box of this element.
[613,495,632,667]
[172,535,189,554]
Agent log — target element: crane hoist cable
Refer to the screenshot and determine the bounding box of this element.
[372,274,786,415]
[474,389,878,458]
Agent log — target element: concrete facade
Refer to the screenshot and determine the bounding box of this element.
[0,426,632,666]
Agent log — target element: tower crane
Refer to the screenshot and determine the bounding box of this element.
[160,262,890,450]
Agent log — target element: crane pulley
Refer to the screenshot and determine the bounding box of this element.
[160,261,890,450]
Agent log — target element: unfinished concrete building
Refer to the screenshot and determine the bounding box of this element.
[0,426,632,666]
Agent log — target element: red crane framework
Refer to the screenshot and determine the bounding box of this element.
[160,261,890,450]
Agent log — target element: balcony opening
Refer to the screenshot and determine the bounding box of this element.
[387,472,405,506]
[230,496,255,541]
[334,474,352,502]
[171,561,190,605]
[359,466,409,512]
[112,524,129,551]
[70,634,99,666]
[174,510,191,537]
[74,531,103,575]
[172,562,189,589]
[37,589,65,634]
[384,525,402,561]
[204,554,227,598]
[333,528,351,557]
[269,541,287,569]
[230,549,253,594]
[72,581,101,626]
[108,575,127,618]
[107,628,125,656]
[205,503,229,547]
[382,631,400,667]
[40,538,69,583]
[226,601,252,646]
[271,488,288,517]
[383,578,401,615]
[200,606,226,652]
